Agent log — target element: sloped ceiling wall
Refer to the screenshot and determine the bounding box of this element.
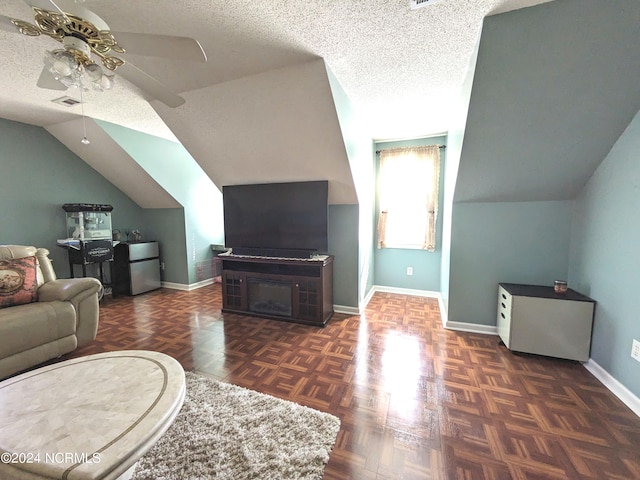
[43,58,357,209]
[152,58,358,205]
[46,118,181,208]
[454,0,640,203]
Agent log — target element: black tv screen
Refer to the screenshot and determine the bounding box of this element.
[223,181,329,256]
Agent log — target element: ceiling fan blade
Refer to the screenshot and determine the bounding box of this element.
[23,0,67,16]
[117,62,185,108]
[110,32,207,63]
[0,15,20,33]
[23,0,110,29]
[21,1,205,63]
[37,66,67,91]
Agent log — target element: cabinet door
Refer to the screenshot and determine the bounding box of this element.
[222,271,247,311]
[293,277,321,322]
[130,259,161,295]
[510,296,594,361]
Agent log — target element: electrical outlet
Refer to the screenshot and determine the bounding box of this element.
[161,262,165,271]
[406,266,413,276]
[632,339,640,362]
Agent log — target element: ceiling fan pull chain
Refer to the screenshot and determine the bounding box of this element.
[79,88,90,145]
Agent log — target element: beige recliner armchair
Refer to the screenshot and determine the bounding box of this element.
[0,245,102,379]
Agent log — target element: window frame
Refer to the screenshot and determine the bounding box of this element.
[376,145,441,252]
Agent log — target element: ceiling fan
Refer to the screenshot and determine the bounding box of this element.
[0,0,207,107]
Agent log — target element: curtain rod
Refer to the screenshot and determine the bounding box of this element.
[376,145,446,154]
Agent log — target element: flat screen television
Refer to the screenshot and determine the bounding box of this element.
[223,180,329,257]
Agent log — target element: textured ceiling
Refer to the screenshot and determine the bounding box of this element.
[0,0,553,142]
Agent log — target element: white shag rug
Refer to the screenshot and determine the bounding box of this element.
[131,372,341,480]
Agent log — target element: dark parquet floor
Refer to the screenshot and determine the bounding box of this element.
[64,285,640,479]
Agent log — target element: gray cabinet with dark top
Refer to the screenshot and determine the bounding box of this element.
[497,283,595,361]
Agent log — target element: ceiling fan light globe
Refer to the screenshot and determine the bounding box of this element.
[59,76,78,88]
[77,76,92,91]
[100,74,114,91]
[85,63,103,82]
[52,60,72,77]
[45,50,79,79]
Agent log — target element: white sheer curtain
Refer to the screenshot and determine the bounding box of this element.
[377,145,441,251]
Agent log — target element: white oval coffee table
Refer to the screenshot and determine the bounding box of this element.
[0,350,185,480]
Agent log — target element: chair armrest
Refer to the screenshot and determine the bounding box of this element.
[37,278,102,347]
[38,278,102,303]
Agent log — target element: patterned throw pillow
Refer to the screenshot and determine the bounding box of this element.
[0,256,39,308]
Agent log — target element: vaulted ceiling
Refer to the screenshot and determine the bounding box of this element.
[0,0,556,208]
[0,0,552,138]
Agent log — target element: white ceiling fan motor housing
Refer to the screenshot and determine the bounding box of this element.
[62,35,92,57]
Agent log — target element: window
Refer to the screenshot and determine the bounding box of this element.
[377,145,441,251]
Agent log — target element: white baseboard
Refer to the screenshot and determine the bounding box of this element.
[438,295,448,328]
[334,305,360,315]
[583,359,640,417]
[361,287,376,314]
[444,321,498,335]
[371,285,441,298]
[162,278,215,291]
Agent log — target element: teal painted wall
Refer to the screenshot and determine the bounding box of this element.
[0,118,147,279]
[141,208,189,285]
[440,38,479,314]
[328,204,359,308]
[569,109,640,397]
[325,64,375,308]
[448,200,573,325]
[374,136,446,291]
[96,120,224,285]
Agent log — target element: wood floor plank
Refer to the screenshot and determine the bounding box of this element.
[51,286,640,479]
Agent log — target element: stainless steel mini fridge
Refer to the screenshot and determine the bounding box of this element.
[113,242,161,295]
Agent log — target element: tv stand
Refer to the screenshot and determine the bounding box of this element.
[220,254,334,326]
